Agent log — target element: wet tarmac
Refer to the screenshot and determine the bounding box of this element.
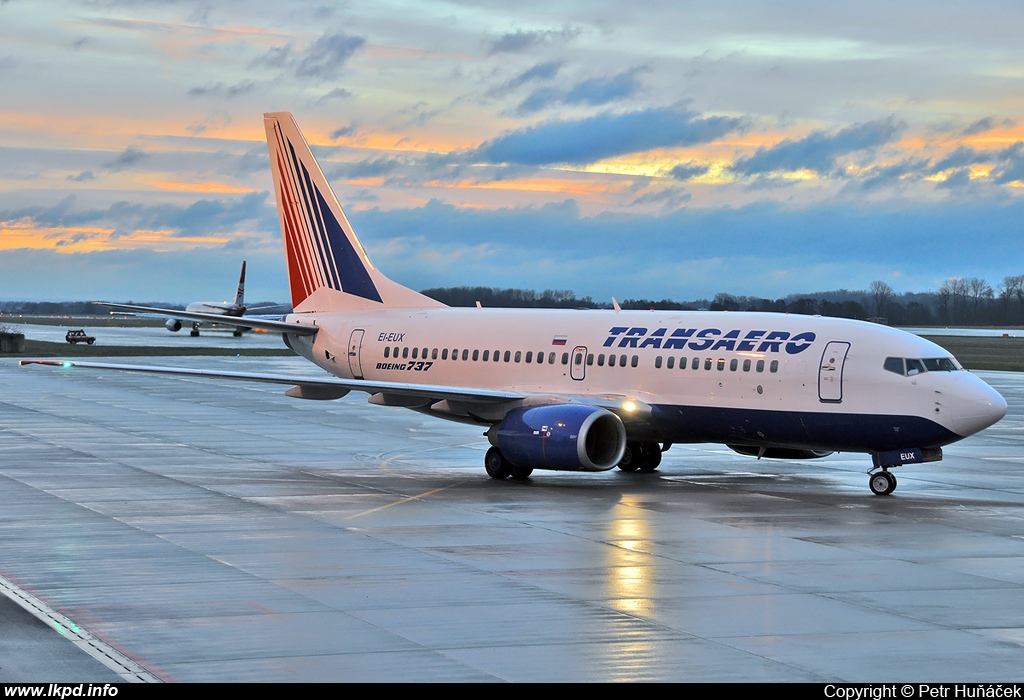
[1,356,1022,681]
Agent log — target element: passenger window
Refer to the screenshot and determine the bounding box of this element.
[412,347,419,360]
[561,353,569,365]
[621,355,628,367]
[692,357,700,370]
[717,358,725,371]
[384,347,390,358]
[655,356,663,369]
[422,347,427,359]
[608,354,616,366]
[598,354,605,366]
[431,348,438,360]
[442,348,449,360]
[402,347,409,359]
[505,351,511,362]
[482,350,490,361]
[666,356,674,369]
[730,359,738,371]
[756,359,764,372]
[537,349,545,363]
[525,351,533,363]
[587,353,594,365]
[472,349,479,361]
[743,359,751,372]
[494,350,500,362]
[631,355,638,367]
[393,346,399,358]
[452,348,459,360]
[514,351,521,363]
[462,349,469,361]
[549,352,556,364]
[770,360,779,373]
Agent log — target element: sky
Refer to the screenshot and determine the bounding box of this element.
[1,0,1022,304]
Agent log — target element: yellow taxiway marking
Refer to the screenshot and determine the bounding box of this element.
[344,483,464,520]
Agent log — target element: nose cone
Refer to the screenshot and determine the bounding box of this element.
[950,373,1007,436]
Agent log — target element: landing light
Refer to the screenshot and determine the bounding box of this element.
[622,401,638,412]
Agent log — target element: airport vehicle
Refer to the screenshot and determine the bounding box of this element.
[24,112,1007,495]
[100,262,248,337]
[65,329,95,345]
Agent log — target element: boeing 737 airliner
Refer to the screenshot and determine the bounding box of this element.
[24,112,1007,495]
[100,261,248,337]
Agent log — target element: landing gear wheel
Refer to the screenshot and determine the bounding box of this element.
[485,447,513,480]
[233,329,243,338]
[617,442,641,472]
[510,466,534,480]
[869,470,897,496]
[638,442,661,472]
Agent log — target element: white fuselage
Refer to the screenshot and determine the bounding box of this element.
[281,308,1005,454]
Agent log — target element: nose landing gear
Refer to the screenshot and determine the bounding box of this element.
[868,468,897,496]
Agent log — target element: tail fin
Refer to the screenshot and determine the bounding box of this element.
[263,112,445,312]
[234,260,246,306]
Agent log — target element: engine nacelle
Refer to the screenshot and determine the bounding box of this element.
[491,405,626,471]
[165,318,182,332]
[728,445,833,460]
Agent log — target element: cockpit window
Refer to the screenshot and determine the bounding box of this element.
[923,357,961,371]
[883,357,905,375]
[884,356,962,376]
[906,358,926,376]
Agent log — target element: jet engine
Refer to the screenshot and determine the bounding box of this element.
[491,405,626,471]
[727,445,833,460]
[165,318,182,332]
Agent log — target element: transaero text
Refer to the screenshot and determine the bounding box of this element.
[604,327,816,354]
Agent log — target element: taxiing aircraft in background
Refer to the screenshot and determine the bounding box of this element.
[25,112,1007,496]
[100,261,249,337]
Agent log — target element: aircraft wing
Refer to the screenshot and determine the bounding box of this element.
[20,359,526,404]
[94,302,318,336]
[19,359,654,417]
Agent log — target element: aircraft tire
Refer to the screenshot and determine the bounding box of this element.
[869,471,896,496]
[190,330,200,337]
[485,447,513,480]
[617,442,641,472]
[638,442,662,472]
[884,472,897,494]
[510,465,534,480]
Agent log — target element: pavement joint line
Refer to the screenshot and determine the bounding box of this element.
[0,573,161,683]
[344,482,465,519]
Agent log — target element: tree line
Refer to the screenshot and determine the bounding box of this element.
[423,278,1024,326]
[5,276,1023,326]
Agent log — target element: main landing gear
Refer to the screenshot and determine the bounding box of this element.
[485,447,533,480]
[617,441,666,473]
[868,468,898,496]
[190,322,201,337]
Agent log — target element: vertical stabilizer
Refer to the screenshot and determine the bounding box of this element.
[264,112,445,312]
[234,260,246,306]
